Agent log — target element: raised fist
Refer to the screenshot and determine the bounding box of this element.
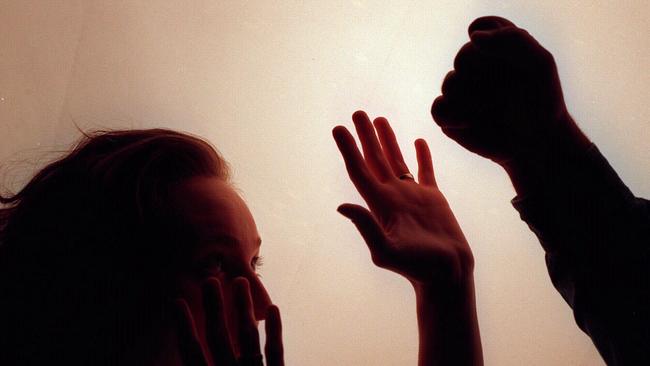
[431,16,582,165]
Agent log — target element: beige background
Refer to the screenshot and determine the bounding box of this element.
[1,1,648,365]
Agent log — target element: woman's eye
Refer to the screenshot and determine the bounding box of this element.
[252,255,264,271]
[198,255,224,276]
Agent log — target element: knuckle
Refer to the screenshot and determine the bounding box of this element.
[441,70,457,95]
[431,95,445,116]
[453,42,478,71]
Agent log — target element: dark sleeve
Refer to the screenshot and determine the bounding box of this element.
[511,144,650,365]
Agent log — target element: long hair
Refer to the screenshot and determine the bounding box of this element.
[0,129,229,365]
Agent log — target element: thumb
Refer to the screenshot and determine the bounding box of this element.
[468,16,516,35]
[470,26,541,62]
[337,203,390,263]
[469,29,495,46]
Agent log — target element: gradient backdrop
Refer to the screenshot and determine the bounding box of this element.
[1,1,648,365]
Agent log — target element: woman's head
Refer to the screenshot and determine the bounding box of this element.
[0,129,269,364]
[170,176,272,359]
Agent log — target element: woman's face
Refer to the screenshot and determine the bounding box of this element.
[171,176,271,357]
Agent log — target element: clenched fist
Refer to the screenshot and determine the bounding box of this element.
[431,16,589,165]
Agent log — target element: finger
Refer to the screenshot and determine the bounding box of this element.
[173,299,209,366]
[264,305,284,366]
[453,42,485,74]
[431,95,470,129]
[203,278,237,365]
[373,117,410,177]
[332,125,381,200]
[233,277,262,361]
[441,70,460,97]
[352,110,394,181]
[415,139,437,187]
[441,68,489,106]
[468,16,516,35]
[470,26,528,48]
[337,203,391,267]
[469,27,548,64]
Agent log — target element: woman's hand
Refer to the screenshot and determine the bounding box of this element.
[334,111,483,366]
[333,110,474,290]
[174,277,284,366]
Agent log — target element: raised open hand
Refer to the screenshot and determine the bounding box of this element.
[431,16,589,165]
[174,277,283,366]
[333,111,474,289]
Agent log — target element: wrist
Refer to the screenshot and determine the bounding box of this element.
[410,250,475,298]
[412,272,476,305]
[501,113,592,196]
[413,273,483,366]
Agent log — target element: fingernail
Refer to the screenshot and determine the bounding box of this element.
[470,30,490,44]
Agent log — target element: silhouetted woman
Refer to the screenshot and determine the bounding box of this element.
[0,118,484,365]
[0,129,282,365]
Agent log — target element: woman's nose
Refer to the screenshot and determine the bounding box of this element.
[248,274,272,320]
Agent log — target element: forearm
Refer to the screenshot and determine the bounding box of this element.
[414,276,483,366]
[502,114,641,255]
[500,116,650,364]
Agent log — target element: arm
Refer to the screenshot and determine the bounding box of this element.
[506,141,650,365]
[414,279,482,366]
[333,111,483,366]
[431,15,650,364]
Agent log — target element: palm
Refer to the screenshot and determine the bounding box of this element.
[334,111,473,287]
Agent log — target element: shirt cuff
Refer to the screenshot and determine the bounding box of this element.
[510,143,635,252]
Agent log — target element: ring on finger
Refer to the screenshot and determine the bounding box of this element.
[398,172,415,180]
